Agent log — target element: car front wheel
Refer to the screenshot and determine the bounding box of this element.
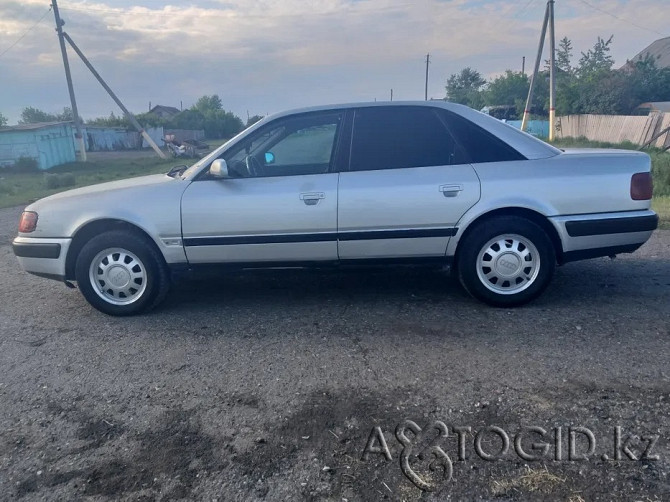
[75,230,170,316]
[457,216,556,307]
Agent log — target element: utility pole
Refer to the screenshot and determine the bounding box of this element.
[425,54,430,101]
[61,32,167,159]
[52,0,86,161]
[521,1,550,132]
[522,56,526,75]
[390,89,393,101]
[548,0,556,141]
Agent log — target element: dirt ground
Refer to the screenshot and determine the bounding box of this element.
[0,204,668,501]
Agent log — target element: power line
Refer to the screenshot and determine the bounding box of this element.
[512,0,538,19]
[0,6,53,60]
[574,0,667,38]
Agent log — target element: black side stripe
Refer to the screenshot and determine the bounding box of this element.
[338,228,457,240]
[184,233,336,246]
[565,215,658,237]
[183,227,458,247]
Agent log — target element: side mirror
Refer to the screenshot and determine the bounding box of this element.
[210,159,229,178]
[264,152,275,165]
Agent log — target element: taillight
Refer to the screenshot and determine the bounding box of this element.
[18,211,38,233]
[630,172,653,200]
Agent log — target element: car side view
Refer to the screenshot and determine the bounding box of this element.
[12,101,658,315]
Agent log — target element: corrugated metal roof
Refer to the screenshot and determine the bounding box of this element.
[0,121,73,132]
[636,101,670,112]
[630,36,670,68]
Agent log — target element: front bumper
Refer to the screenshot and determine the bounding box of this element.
[12,236,72,281]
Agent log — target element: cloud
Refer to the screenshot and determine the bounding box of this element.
[0,0,667,124]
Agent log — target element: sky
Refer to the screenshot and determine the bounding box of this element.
[0,0,668,125]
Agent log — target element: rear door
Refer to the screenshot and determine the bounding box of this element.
[337,105,481,260]
[181,111,344,264]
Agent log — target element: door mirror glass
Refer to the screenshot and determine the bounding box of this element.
[210,159,229,178]
[264,152,275,165]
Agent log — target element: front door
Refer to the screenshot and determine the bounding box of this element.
[181,111,345,264]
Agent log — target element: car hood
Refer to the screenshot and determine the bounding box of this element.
[29,173,177,207]
[22,173,189,240]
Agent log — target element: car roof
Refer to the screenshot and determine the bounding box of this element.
[264,101,560,160]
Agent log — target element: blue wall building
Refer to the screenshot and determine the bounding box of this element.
[0,122,76,170]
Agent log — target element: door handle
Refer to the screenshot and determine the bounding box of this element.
[439,184,463,197]
[299,192,325,205]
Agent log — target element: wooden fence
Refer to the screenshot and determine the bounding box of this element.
[556,113,670,149]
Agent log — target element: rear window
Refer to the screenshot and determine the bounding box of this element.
[439,110,526,163]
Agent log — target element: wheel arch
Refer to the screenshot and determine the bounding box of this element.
[452,207,564,270]
[65,219,166,280]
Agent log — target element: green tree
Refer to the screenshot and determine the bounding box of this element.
[20,106,56,123]
[201,110,243,139]
[0,112,7,127]
[552,37,580,115]
[484,71,529,113]
[246,114,264,127]
[56,107,73,121]
[628,54,670,105]
[556,37,573,74]
[171,109,206,130]
[20,106,72,124]
[87,112,130,127]
[577,35,614,79]
[483,70,550,117]
[194,95,223,113]
[445,67,486,108]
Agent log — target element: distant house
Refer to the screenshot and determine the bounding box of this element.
[0,122,76,170]
[634,101,670,115]
[625,36,670,69]
[148,105,181,120]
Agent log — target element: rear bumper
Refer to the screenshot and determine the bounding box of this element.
[550,210,657,263]
[12,236,71,281]
[564,214,658,237]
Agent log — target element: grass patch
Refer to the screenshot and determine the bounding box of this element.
[549,136,641,150]
[491,466,566,496]
[0,155,177,208]
[44,172,76,189]
[653,196,670,229]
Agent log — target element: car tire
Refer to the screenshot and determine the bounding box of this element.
[75,230,170,316]
[457,216,556,307]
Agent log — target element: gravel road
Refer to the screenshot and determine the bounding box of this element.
[0,205,668,501]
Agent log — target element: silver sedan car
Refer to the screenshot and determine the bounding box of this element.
[13,101,658,315]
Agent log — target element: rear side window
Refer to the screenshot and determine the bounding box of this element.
[350,107,465,171]
[440,110,526,163]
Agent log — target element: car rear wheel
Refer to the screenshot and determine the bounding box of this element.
[75,230,170,316]
[457,216,556,307]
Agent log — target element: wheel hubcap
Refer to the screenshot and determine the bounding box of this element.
[476,235,540,295]
[89,248,147,305]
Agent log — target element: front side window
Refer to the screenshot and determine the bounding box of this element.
[221,112,342,178]
[350,106,465,171]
